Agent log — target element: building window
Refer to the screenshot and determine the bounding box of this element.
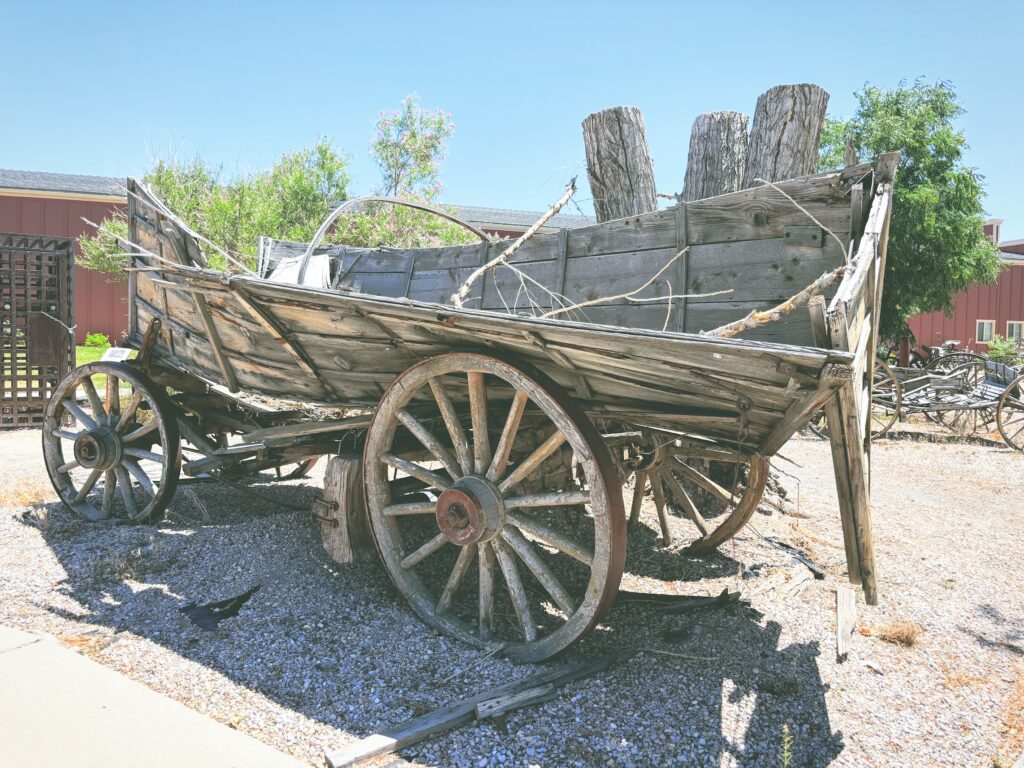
[977,320,995,343]
[1008,321,1023,341]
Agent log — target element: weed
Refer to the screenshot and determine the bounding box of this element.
[780,723,793,768]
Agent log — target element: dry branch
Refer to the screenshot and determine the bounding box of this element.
[702,264,846,339]
[450,179,577,307]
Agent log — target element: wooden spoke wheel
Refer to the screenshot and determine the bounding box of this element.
[363,352,625,662]
[927,351,985,374]
[621,435,768,554]
[43,362,181,524]
[996,373,1024,451]
[869,358,903,438]
[932,360,993,436]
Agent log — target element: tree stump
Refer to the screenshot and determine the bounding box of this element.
[582,106,658,222]
[316,455,375,564]
[743,84,829,188]
[682,111,749,201]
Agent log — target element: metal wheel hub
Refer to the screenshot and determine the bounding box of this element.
[73,428,122,471]
[435,475,505,546]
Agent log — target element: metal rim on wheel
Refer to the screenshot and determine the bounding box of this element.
[621,434,768,553]
[870,358,903,438]
[363,352,625,662]
[996,373,1024,451]
[42,362,181,523]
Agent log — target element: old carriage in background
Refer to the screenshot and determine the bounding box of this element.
[42,153,897,661]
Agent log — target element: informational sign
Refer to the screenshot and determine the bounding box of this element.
[100,347,134,362]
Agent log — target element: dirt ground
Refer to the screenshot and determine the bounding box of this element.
[1,425,1021,767]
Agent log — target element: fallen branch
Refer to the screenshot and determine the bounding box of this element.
[451,179,577,307]
[540,248,732,320]
[702,264,846,339]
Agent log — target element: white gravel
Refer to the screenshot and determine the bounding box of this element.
[1,426,1021,767]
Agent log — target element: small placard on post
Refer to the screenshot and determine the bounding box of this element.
[99,347,134,362]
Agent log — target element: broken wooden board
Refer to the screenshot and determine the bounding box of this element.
[316,455,375,565]
[836,585,857,662]
[324,649,636,768]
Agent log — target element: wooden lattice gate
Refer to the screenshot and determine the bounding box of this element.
[1,234,75,429]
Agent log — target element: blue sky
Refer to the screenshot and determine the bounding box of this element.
[5,1,1023,238]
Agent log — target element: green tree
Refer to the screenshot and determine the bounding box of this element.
[79,97,474,278]
[819,79,1002,340]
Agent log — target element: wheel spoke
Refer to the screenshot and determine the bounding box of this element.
[115,465,138,518]
[498,430,567,493]
[628,470,647,528]
[487,391,528,481]
[116,391,144,431]
[396,409,462,480]
[381,452,450,491]
[493,538,537,642]
[57,459,80,474]
[429,377,472,474]
[437,544,476,614]
[124,447,164,464]
[102,470,116,517]
[62,398,97,430]
[382,500,437,516]
[73,468,102,503]
[673,458,733,504]
[650,472,673,545]
[106,374,120,424]
[507,511,593,565]
[80,376,106,423]
[123,421,159,443]
[478,542,495,640]
[123,458,156,496]
[468,372,491,474]
[503,490,589,509]
[400,532,448,570]
[662,470,709,537]
[501,526,574,614]
[52,428,82,441]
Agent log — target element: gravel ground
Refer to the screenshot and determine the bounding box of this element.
[1,425,1021,767]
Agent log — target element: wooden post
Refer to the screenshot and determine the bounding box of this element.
[316,455,375,564]
[743,84,829,188]
[682,111,749,201]
[582,106,658,222]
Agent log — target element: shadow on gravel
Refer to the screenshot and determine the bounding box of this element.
[27,477,844,768]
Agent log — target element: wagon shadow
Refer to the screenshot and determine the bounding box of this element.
[31,479,843,767]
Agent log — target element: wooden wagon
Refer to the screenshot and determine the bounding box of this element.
[42,153,897,661]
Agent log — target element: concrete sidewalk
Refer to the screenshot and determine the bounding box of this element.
[0,625,309,768]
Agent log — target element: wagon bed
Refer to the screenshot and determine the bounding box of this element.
[42,152,897,660]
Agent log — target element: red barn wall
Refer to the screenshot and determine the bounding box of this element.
[0,194,128,345]
[906,263,1024,352]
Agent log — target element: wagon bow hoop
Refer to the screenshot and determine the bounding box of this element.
[295,196,491,284]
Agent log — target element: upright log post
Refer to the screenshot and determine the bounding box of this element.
[743,84,829,188]
[682,111,749,201]
[582,106,658,222]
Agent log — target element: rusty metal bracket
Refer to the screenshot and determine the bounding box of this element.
[312,497,339,527]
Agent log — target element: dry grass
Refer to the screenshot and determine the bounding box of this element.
[940,659,990,689]
[57,632,113,658]
[858,621,924,647]
[998,661,1024,764]
[0,477,55,508]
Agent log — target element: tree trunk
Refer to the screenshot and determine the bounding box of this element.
[743,84,829,188]
[682,111,749,201]
[582,106,658,222]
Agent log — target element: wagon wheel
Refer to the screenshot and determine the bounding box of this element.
[363,352,625,662]
[996,373,1024,451]
[932,360,992,436]
[622,435,768,553]
[927,351,985,374]
[42,362,181,524]
[869,358,903,438]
